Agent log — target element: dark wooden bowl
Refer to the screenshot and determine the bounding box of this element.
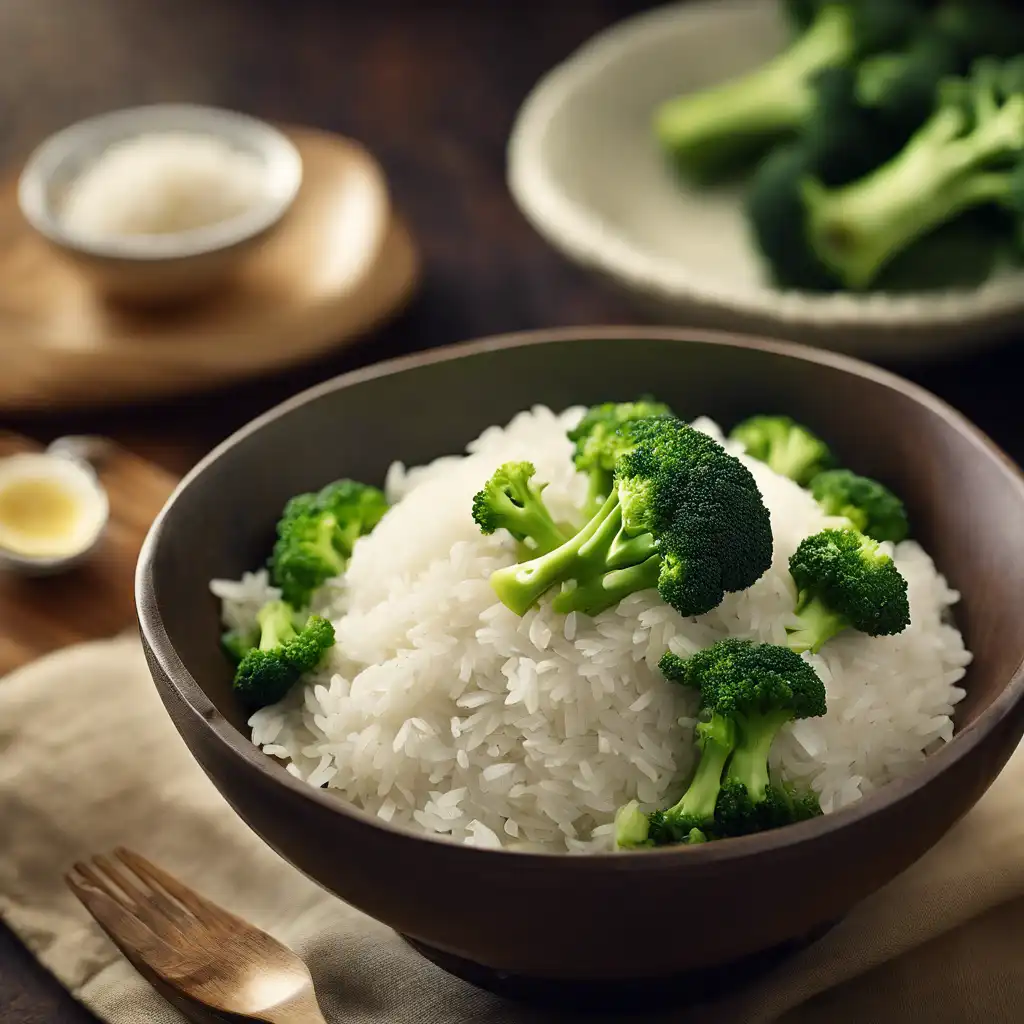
[136,327,1024,1001]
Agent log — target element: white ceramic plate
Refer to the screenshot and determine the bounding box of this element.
[507,0,1024,359]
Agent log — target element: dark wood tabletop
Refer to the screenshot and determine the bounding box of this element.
[2,0,1024,1020]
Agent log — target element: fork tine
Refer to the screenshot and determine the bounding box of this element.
[65,865,176,962]
[114,847,239,930]
[74,859,132,907]
[96,852,196,932]
[92,853,152,906]
[82,855,178,939]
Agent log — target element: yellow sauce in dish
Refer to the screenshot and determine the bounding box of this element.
[0,474,90,558]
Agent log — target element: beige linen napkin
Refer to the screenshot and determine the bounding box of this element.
[2,634,1024,1023]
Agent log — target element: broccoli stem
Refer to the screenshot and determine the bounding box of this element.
[582,469,613,520]
[312,516,348,576]
[490,492,660,617]
[785,592,847,653]
[501,493,568,555]
[767,431,830,484]
[552,556,661,615]
[726,710,794,803]
[257,601,298,651]
[614,800,652,849]
[665,712,735,829]
[805,97,1024,288]
[655,5,854,180]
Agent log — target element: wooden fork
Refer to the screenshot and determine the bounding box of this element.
[65,847,327,1023]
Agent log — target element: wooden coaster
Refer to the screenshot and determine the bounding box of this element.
[0,126,420,411]
[0,433,178,674]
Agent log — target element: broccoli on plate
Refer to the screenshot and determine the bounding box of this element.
[654,0,930,184]
[747,56,1024,290]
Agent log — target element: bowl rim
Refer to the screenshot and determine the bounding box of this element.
[17,103,303,262]
[136,325,1024,866]
[505,0,1024,330]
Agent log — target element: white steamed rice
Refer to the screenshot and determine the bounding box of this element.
[211,405,972,853]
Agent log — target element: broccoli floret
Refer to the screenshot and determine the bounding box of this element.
[786,527,911,653]
[488,418,773,619]
[810,469,910,542]
[716,779,824,837]
[233,600,336,711]
[801,65,914,188]
[730,415,835,486]
[927,1,1024,67]
[620,639,825,848]
[653,1,929,184]
[671,638,827,837]
[748,57,1024,291]
[567,399,675,516]
[269,479,388,607]
[854,31,962,138]
[471,461,567,555]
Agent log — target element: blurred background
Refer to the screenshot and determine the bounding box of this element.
[1,0,657,473]
[1,0,1018,473]
[3,1,1024,1016]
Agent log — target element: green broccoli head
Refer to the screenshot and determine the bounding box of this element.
[801,65,911,188]
[471,461,567,555]
[929,1,1024,65]
[715,779,823,838]
[567,399,675,514]
[681,637,828,723]
[628,639,826,849]
[810,468,910,542]
[269,479,388,607]
[668,637,826,829]
[489,418,773,620]
[854,28,962,136]
[729,415,835,486]
[787,527,911,653]
[233,600,336,712]
[318,479,389,554]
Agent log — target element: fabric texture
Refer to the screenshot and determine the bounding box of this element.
[1,634,1022,1022]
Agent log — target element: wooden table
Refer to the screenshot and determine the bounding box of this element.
[2,1,1024,1020]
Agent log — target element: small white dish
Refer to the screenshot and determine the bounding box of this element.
[18,104,303,304]
[507,0,1024,359]
[0,440,110,576]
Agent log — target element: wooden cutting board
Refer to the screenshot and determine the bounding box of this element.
[0,432,178,674]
